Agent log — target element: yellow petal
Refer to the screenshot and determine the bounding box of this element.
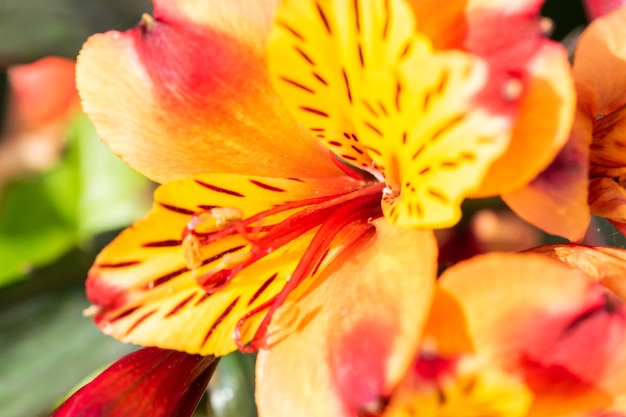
[269,0,521,229]
[268,0,417,170]
[385,364,533,417]
[362,48,513,228]
[256,220,437,417]
[86,174,362,356]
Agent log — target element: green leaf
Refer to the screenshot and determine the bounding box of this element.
[207,352,258,417]
[0,113,151,286]
[0,285,136,417]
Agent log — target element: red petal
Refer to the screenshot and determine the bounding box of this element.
[50,347,217,417]
[584,0,626,19]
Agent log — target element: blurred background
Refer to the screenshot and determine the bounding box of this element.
[0,0,595,416]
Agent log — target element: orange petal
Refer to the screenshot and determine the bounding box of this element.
[256,220,437,417]
[476,42,576,195]
[589,177,626,222]
[528,243,626,302]
[86,174,362,356]
[406,0,546,54]
[590,105,626,170]
[435,253,604,368]
[501,107,592,242]
[76,0,341,184]
[574,6,626,116]
[435,253,624,415]
[7,57,78,130]
[405,0,467,49]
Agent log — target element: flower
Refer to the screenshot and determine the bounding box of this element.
[77,0,572,356]
[67,0,574,414]
[258,252,626,416]
[557,5,626,230]
[0,57,78,189]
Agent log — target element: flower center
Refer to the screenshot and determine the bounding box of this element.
[385,351,533,417]
[182,180,385,351]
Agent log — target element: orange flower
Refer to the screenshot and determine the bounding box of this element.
[259,252,626,416]
[0,57,78,188]
[569,6,626,225]
[75,0,573,406]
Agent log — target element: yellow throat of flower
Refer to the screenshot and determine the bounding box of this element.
[268,0,521,229]
[385,354,534,417]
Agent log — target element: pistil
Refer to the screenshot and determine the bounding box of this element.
[182,181,385,351]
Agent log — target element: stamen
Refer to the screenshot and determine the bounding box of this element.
[231,184,384,352]
[182,234,204,270]
[181,182,384,351]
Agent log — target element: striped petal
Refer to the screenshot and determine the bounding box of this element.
[86,174,367,356]
[269,0,520,229]
[256,220,437,417]
[475,42,576,196]
[590,105,626,170]
[410,0,577,199]
[76,0,341,184]
[268,0,417,170]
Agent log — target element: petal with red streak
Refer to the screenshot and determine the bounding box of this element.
[528,243,626,302]
[574,7,626,116]
[476,42,576,195]
[434,253,624,415]
[87,174,362,356]
[584,0,626,19]
[435,253,604,368]
[256,220,437,417]
[50,347,217,417]
[76,0,340,184]
[589,177,626,222]
[591,106,626,170]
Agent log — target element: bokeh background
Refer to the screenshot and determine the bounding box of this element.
[0,1,596,416]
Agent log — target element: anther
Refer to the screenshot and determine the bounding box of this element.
[83,304,101,317]
[140,13,155,30]
[182,233,204,270]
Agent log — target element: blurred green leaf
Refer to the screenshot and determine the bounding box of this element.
[0,113,151,286]
[207,352,258,417]
[0,285,136,417]
[0,0,151,64]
